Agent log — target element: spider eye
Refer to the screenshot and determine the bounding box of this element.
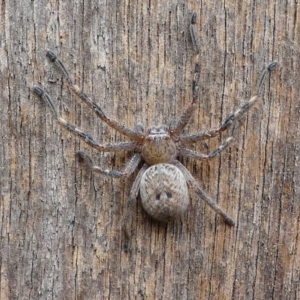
[166,192,172,198]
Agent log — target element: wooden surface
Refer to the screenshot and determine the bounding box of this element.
[0,0,299,299]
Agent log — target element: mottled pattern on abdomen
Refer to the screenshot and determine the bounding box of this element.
[140,163,189,222]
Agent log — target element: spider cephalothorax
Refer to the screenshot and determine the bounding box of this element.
[142,126,177,165]
[33,49,276,239]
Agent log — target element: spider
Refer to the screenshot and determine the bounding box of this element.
[33,50,276,236]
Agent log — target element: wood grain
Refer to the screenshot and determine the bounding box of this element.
[0,0,299,299]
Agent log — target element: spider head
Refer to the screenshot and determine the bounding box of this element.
[142,125,177,165]
[146,125,170,140]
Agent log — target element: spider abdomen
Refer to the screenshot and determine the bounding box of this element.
[140,163,189,222]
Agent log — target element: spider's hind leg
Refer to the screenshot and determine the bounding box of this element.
[76,151,145,252]
[174,160,235,226]
[121,163,148,252]
[77,152,142,178]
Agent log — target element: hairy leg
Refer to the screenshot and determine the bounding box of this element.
[45,50,144,142]
[179,137,233,160]
[33,86,140,152]
[174,160,235,226]
[180,61,277,145]
[189,11,200,54]
[122,163,148,251]
[77,152,142,178]
[170,63,201,139]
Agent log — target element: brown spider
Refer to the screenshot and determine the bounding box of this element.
[33,50,276,236]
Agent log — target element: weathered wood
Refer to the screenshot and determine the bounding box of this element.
[0,0,299,299]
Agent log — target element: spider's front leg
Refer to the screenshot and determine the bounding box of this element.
[170,63,201,139]
[180,61,277,145]
[45,50,144,143]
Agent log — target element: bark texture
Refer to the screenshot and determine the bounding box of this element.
[0,0,299,299]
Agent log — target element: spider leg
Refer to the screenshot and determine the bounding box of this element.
[77,152,142,178]
[179,136,233,160]
[122,163,148,251]
[189,11,200,53]
[45,50,144,143]
[170,12,200,140]
[170,63,201,138]
[174,160,235,226]
[180,61,277,145]
[33,86,140,152]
